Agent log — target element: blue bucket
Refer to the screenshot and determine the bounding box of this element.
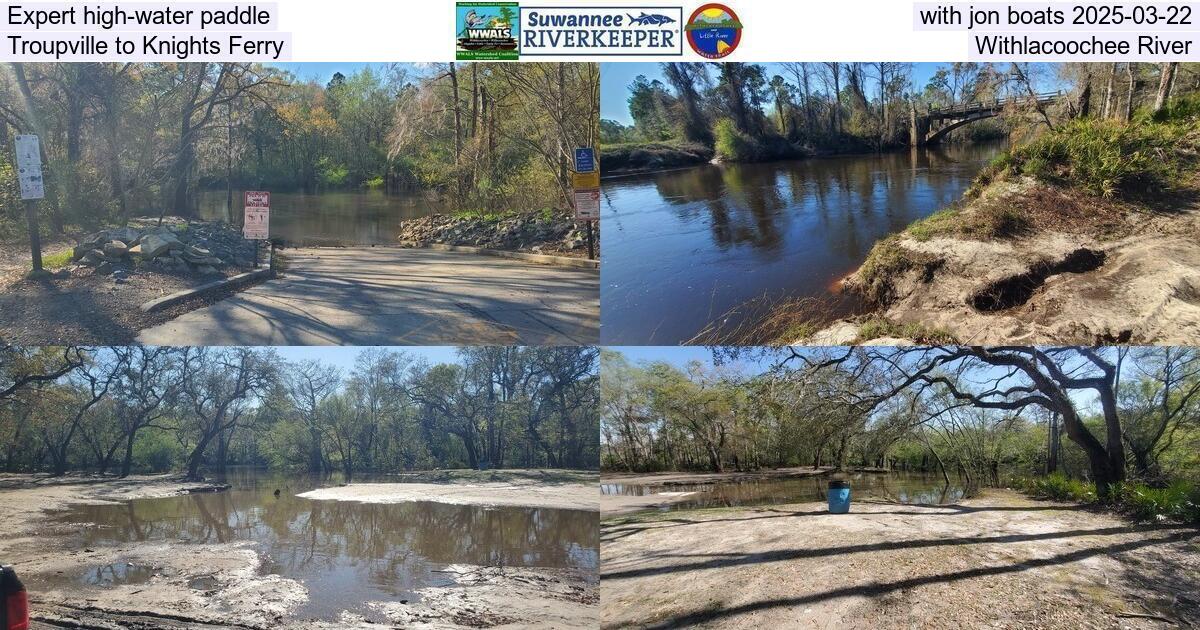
[827,480,851,514]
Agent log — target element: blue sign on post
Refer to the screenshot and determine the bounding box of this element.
[574,147,595,173]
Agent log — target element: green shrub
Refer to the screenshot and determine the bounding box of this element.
[713,118,760,162]
[1015,474,1200,525]
[1112,480,1200,524]
[1015,472,1098,503]
[996,118,1190,198]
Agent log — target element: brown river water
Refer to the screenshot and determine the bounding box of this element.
[32,469,597,622]
[198,189,445,246]
[599,143,1005,344]
[602,472,968,513]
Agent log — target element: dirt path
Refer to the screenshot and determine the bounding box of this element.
[0,237,73,286]
[601,489,1200,629]
[0,473,598,630]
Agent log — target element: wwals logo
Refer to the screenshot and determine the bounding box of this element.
[685,3,742,59]
[456,2,519,60]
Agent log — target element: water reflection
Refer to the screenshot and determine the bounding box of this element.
[35,470,597,621]
[601,143,1004,344]
[197,189,445,246]
[600,472,967,512]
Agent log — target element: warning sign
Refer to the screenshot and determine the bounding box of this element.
[573,189,600,221]
[243,190,270,240]
[571,170,600,190]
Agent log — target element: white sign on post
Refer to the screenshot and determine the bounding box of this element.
[243,191,270,240]
[14,135,44,200]
[573,188,600,221]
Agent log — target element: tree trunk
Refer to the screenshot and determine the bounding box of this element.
[1154,62,1178,114]
[119,431,137,478]
[1125,63,1136,122]
[1102,63,1117,118]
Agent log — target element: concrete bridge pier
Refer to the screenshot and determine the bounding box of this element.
[910,103,930,147]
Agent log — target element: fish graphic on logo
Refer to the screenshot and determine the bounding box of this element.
[685,3,742,59]
[627,12,677,26]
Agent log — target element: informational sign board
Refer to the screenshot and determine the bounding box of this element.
[573,147,596,173]
[14,135,44,200]
[573,188,600,221]
[571,170,600,190]
[243,190,270,240]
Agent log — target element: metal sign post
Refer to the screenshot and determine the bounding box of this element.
[14,135,46,272]
[571,147,599,261]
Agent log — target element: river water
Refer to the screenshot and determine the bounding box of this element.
[34,469,597,622]
[197,190,445,246]
[601,472,968,513]
[599,143,1005,344]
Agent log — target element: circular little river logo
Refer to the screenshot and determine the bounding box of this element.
[685,3,742,59]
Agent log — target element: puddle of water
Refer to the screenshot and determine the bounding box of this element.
[79,560,161,586]
[32,469,597,622]
[602,472,967,511]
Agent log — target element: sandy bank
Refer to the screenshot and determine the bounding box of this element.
[1,473,598,629]
[601,489,1200,629]
[0,474,301,629]
[299,479,598,511]
[811,178,1200,345]
[602,467,835,516]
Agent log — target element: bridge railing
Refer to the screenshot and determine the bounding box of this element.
[927,90,1063,117]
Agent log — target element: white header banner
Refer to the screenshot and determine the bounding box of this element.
[5,0,1198,61]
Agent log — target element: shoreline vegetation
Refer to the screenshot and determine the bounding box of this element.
[1,61,599,261]
[605,62,1200,345]
[600,62,1004,176]
[601,347,1200,526]
[1,346,601,628]
[0,471,598,629]
[600,345,1200,626]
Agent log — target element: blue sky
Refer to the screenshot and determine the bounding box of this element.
[274,346,461,372]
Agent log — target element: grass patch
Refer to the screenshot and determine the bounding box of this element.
[38,249,73,270]
[687,294,845,345]
[853,316,957,344]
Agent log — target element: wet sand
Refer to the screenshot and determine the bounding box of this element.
[298,468,599,511]
[601,489,1200,629]
[0,473,598,629]
[299,481,596,511]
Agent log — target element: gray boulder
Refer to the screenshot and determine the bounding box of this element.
[103,240,129,258]
[139,233,181,259]
[108,227,141,245]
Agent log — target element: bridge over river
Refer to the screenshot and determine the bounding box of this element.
[911,91,1064,145]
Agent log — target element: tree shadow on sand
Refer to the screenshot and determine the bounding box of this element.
[626,529,1199,628]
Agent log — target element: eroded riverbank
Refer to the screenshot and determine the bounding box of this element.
[601,489,1200,629]
[809,177,1200,345]
[0,472,598,629]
